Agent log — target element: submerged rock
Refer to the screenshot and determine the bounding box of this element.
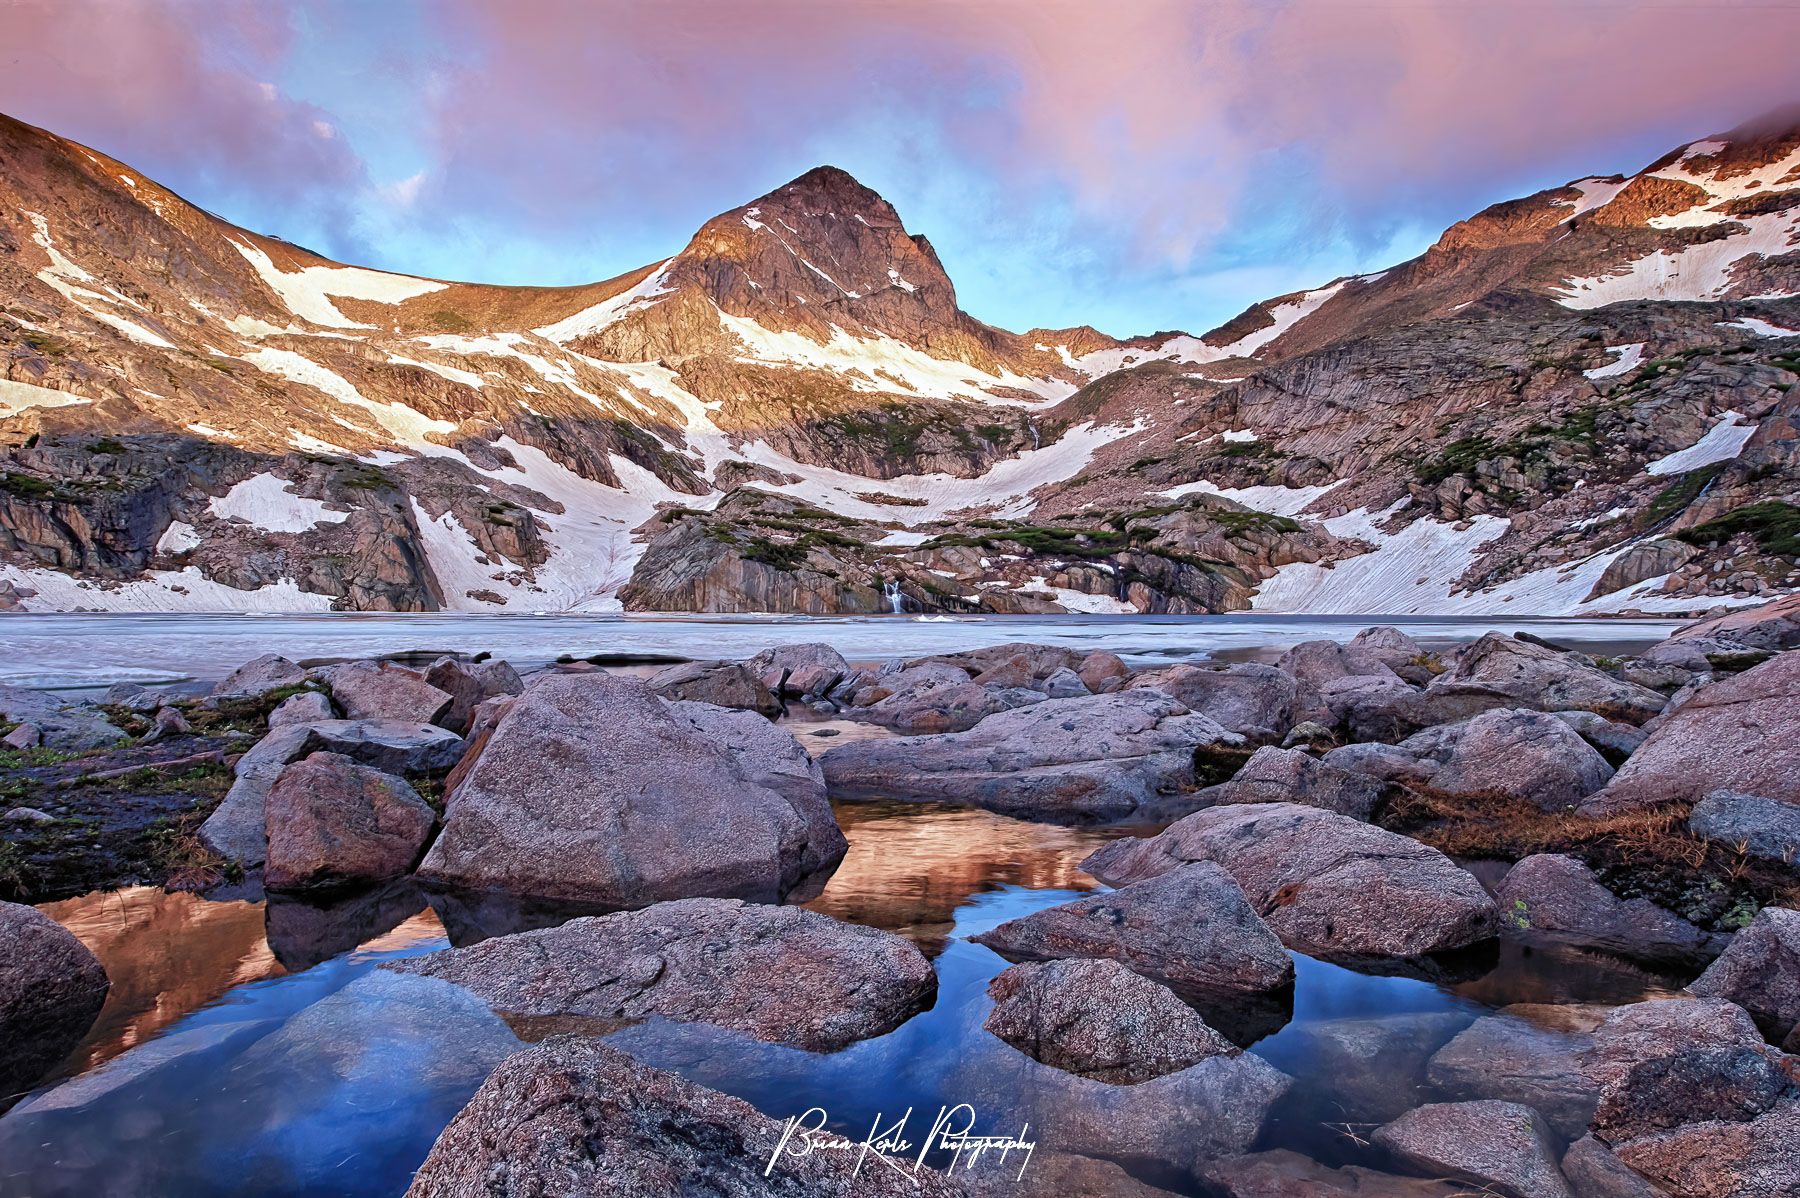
[415,674,838,905]
[1081,802,1499,960]
[405,1037,971,1198]
[387,898,934,1052]
[970,862,1293,993]
[1200,1149,1467,1197]
[820,690,1242,823]
[1372,1100,1574,1198]
[983,958,1237,1084]
[1426,1003,1605,1139]
[0,900,110,1102]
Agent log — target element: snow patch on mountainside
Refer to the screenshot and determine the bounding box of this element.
[208,473,349,533]
[1584,343,1645,379]
[533,262,676,342]
[229,239,446,329]
[0,378,90,416]
[1556,177,1631,222]
[1555,208,1800,307]
[1644,410,1757,475]
[1720,316,1800,337]
[1,563,335,613]
[718,419,1144,526]
[243,348,457,442]
[1065,282,1349,377]
[713,309,1075,404]
[1156,479,1341,517]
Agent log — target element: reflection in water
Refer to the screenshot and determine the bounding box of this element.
[804,800,1132,954]
[35,887,283,1079]
[3,803,1684,1198]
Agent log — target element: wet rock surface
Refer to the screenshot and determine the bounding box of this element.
[388,898,935,1052]
[970,862,1294,992]
[982,957,1238,1083]
[1426,1003,1605,1139]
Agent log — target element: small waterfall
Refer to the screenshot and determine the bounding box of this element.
[883,580,906,614]
[1028,420,1040,450]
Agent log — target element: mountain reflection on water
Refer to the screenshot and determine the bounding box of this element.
[4,803,1687,1197]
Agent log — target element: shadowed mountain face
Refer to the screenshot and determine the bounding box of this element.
[1,107,1796,616]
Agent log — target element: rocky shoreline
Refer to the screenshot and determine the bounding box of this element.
[2,594,1799,1194]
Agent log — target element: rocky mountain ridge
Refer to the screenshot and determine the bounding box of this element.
[1,106,1797,614]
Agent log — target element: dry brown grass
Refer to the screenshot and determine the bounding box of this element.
[1380,787,1800,929]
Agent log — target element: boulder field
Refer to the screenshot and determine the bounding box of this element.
[10,594,1800,1192]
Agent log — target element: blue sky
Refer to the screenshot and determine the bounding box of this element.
[5,0,1797,337]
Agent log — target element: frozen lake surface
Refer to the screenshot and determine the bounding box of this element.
[0,611,1689,690]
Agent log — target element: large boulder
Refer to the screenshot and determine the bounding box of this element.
[422,656,523,735]
[663,699,847,877]
[1427,1004,1606,1139]
[983,958,1238,1084]
[1081,802,1500,960]
[1607,1101,1800,1198]
[1277,639,1403,688]
[262,752,436,893]
[388,898,933,1052]
[405,1037,970,1198]
[327,659,453,724]
[1372,1100,1574,1198]
[1690,791,1800,863]
[820,690,1243,824]
[1417,709,1615,810]
[745,642,850,697]
[0,901,109,1100]
[1198,745,1387,821]
[1668,592,1800,653]
[1690,907,1800,1042]
[1582,998,1800,1194]
[211,653,307,697]
[1129,663,1297,741]
[267,690,334,728]
[414,674,839,904]
[200,719,464,867]
[1427,633,1667,725]
[1350,626,1434,681]
[645,659,781,716]
[969,862,1294,993]
[1580,651,1800,814]
[1497,855,1725,968]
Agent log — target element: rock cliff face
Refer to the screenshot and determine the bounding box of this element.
[2,105,1797,614]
